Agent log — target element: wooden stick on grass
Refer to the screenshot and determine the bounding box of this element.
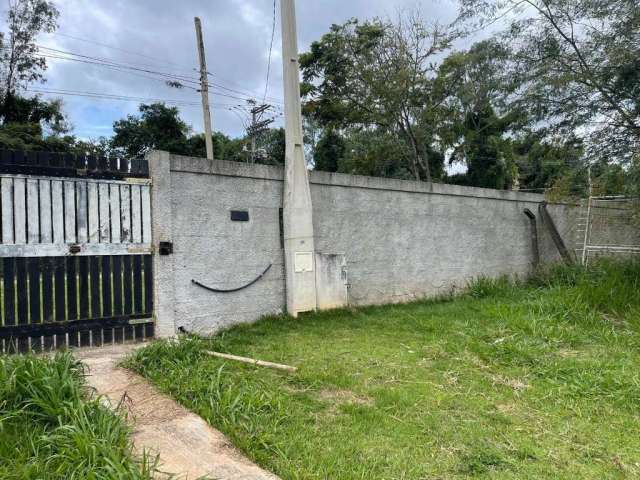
[205,351,298,373]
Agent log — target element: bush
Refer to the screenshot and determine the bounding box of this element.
[0,352,156,480]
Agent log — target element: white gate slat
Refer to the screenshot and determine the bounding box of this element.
[120,185,131,243]
[51,180,64,244]
[131,185,142,243]
[27,179,40,244]
[98,183,110,242]
[63,181,76,244]
[141,185,151,244]
[76,181,88,243]
[13,178,26,244]
[39,180,52,243]
[1,176,151,249]
[88,182,99,243]
[109,184,121,243]
[1,178,14,244]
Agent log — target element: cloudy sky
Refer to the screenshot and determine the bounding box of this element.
[29,0,460,140]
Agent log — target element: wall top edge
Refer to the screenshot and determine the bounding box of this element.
[164,153,546,203]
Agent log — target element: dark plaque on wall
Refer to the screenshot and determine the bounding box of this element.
[230,210,250,222]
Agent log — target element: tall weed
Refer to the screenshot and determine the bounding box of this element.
[0,352,156,480]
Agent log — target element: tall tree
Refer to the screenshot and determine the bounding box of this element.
[458,0,640,164]
[111,103,191,158]
[301,13,456,182]
[0,0,58,121]
[436,40,519,188]
[313,129,345,172]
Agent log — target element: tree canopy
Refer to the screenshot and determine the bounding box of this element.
[0,0,635,199]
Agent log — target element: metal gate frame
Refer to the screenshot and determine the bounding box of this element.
[578,195,640,265]
[0,150,154,353]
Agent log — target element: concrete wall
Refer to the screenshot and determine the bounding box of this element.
[149,153,580,336]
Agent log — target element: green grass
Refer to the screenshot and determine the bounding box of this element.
[125,260,640,479]
[0,352,157,480]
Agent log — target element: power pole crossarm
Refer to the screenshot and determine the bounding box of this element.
[194,17,214,161]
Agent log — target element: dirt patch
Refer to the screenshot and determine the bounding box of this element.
[317,389,374,407]
[496,402,518,415]
[491,375,529,392]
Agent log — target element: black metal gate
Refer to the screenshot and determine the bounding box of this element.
[0,150,154,353]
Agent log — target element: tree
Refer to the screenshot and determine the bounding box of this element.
[110,103,191,158]
[513,134,584,193]
[0,0,58,120]
[457,0,640,164]
[436,40,518,188]
[0,93,87,152]
[313,129,345,172]
[260,128,285,165]
[186,132,245,161]
[300,13,456,182]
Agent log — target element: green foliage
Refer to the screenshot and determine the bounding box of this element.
[128,259,640,479]
[109,102,253,162]
[111,103,191,158]
[0,352,156,479]
[0,0,59,98]
[260,127,285,165]
[457,0,640,165]
[466,275,519,299]
[301,15,454,181]
[313,129,345,172]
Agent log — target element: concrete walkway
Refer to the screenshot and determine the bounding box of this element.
[76,344,280,480]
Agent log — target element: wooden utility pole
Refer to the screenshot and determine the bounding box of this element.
[281,0,317,316]
[194,17,214,161]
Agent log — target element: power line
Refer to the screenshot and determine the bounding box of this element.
[39,52,201,90]
[25,87,241,109]
[263,0,277,103]
[36,45,286,106]
[37,45,202,84]
[35,43,285,105]
[49,31,199,73]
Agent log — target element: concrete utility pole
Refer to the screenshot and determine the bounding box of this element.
[280,0,317,316]
[194,17,214,161]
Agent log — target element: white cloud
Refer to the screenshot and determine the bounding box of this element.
[28,0,459,140]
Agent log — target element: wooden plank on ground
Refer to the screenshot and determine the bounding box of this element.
[205,351,298,373]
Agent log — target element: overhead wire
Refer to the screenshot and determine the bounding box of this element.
[23,23,288,134]
[34,44,285,105]
[263,0,277,103]
[26,87,241,109]
[48,31,198,73]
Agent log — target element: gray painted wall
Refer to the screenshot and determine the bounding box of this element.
[149,153,580,336]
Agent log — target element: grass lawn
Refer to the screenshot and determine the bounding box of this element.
[126,261,640,479]
[0,352,156,480]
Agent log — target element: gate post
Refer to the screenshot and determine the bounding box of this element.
[148,150,176,337]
